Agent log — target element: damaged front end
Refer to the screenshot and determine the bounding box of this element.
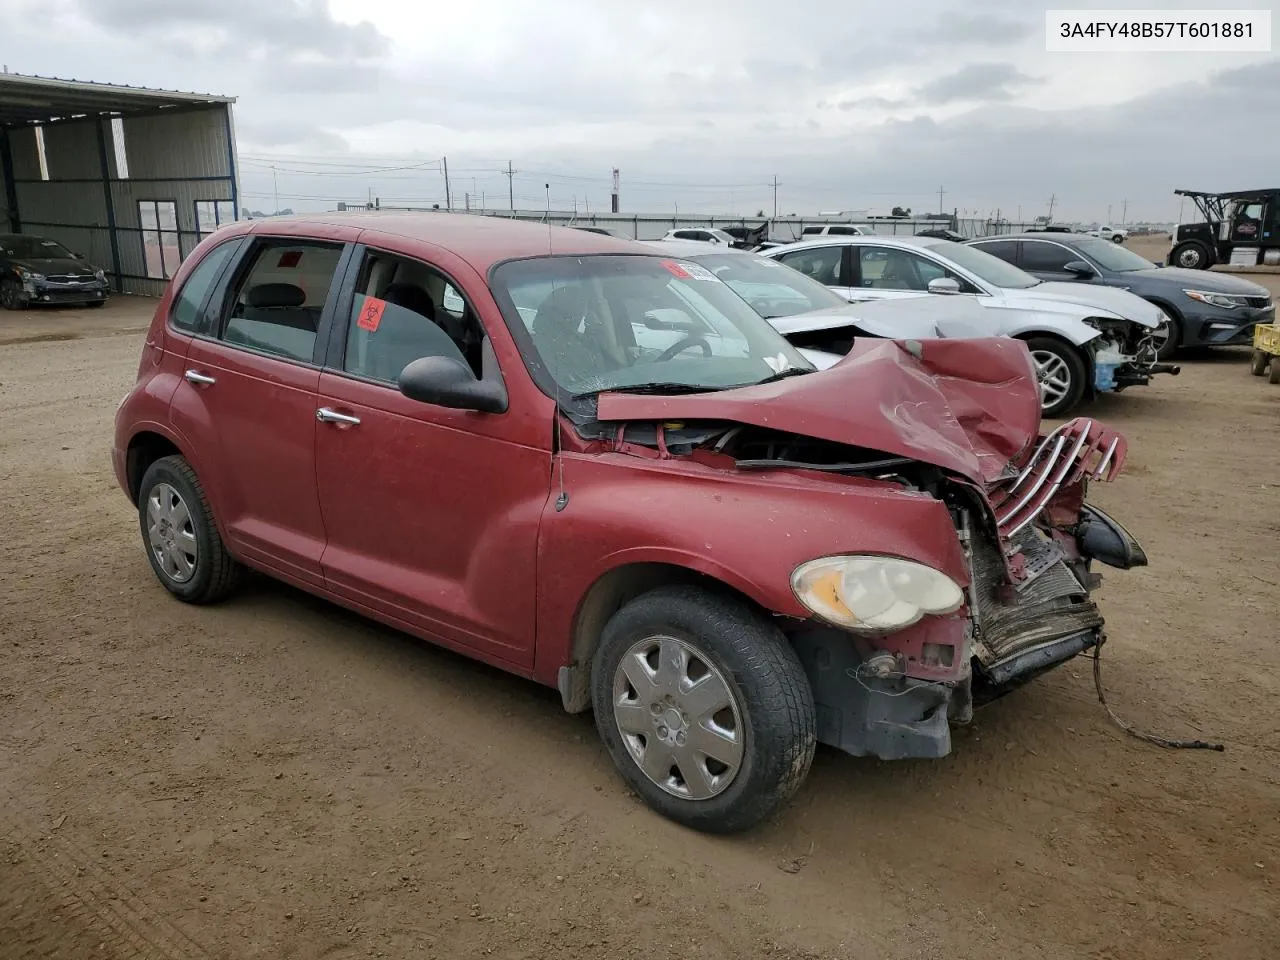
[1086,317,1180,393]
[592,337,1148,763]
[787,416,1147,761]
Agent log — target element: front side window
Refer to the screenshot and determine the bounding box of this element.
[170,241,238,333]
[774,246,845,286]
[220,240,343,363]
[970,239,1018,264]
[490,254,813,404]
[343,249,485,384]
[1020,241,1075,272]
[139,200,179,280]
[690,253,850,319]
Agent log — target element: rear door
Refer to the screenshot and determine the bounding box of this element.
[172,232,352,588]
[771,244,857,300]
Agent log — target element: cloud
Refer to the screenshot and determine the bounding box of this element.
[71,0,388,60]
[914,63,1044,105]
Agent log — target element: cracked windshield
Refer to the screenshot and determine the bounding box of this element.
[492,254,814,397]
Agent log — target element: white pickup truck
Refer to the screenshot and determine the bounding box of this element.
[1087,225,1128,243]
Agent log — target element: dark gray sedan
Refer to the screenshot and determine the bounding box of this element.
[966,232,1275,360]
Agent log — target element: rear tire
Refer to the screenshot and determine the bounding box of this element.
[137,455,242,604]
[1270,359,1280,385]
[1024,337,1087,418]
[590,585,816,834]
[1171,241,1211,270]
[1251,350,1269,376]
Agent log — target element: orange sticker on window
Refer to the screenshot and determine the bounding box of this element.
[357,297,386,332]
[661,259,692,279]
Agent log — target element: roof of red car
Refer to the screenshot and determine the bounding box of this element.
[241,211,646,273]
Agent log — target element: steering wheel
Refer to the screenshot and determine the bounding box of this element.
[655,334,712,362]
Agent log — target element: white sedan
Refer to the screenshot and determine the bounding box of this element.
[747,236,1179,416]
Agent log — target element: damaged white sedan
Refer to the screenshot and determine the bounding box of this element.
[751,235,1181,416]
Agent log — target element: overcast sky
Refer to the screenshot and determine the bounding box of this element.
[6,0,1279,222]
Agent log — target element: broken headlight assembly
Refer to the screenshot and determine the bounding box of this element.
[790,555,964,633]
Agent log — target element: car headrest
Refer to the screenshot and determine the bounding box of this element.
[382,283,436,320]
[246,283,306,309]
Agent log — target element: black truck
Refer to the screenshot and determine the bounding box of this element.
[1169,188,1280,270]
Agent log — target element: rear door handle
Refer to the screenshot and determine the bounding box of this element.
[316,407,361,426]
[184,369,216,385]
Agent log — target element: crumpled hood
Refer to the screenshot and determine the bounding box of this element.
[596,337,1042,486]
[1025,282,1164,327]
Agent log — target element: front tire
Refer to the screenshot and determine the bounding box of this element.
[1146,304,1182,361]
[1,277,26,311]
[1171,241,1211,270]
[1025,337,1087,418]
[137,455,242,604]
[1251,350,1269,376]
[1270,359,1280,385]
[591,585,816,834]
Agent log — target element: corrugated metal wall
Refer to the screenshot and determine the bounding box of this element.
[4,103,236,296]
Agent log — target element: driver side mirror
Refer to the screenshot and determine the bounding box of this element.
[398,355,508,414]
[927,277,962,295]
[1063,260,1096,277]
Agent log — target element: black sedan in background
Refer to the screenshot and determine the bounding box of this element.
[966,232,1275,360]
[0,233,109,310]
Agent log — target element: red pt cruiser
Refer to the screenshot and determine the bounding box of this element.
[113,214,1147,833]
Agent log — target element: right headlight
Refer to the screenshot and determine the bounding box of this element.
[791,555,964,633]
[1183,289,1251,309]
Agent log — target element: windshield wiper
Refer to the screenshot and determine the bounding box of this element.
[572,382,726,400]
[753,367,814,385]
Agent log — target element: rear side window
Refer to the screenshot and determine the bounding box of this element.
[170,241,237,333]
[220,240,344,363]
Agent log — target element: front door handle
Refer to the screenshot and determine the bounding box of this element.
[184,369,216,385]
[316,407,361,426]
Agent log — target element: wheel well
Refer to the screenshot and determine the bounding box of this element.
[557,562,766,714]
[124,432,181,504]
[1140,295,1183,326]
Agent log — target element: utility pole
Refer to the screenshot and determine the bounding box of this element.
[772,175,779,221]
[611,168,620,213]
[505,161,516,212]
[1107,203,1112,225]
[1047,193,1057,221]
[1120,198,1128,226]
[545,183,550,213]
[465,192,470,212]
[937,185,946,215]
[442,156,452,211]
[272,165,279,214]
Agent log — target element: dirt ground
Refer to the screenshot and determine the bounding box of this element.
[2,289,1278,960]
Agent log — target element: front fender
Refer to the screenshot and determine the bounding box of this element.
[531,451,969,688]
[996,308,1103,347]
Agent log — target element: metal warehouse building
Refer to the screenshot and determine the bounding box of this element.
[0,72,239,296]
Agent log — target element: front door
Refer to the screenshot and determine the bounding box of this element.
[313,243,550,669]
[172,236,349,588]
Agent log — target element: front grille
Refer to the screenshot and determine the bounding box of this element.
[43,275,95,284]
[988,418,1126,539]
[968,526,1103,667]
[1245,295,1273,309]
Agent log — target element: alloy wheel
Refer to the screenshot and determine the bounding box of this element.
[1031,350,1073,411]
[612,635,744,801]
